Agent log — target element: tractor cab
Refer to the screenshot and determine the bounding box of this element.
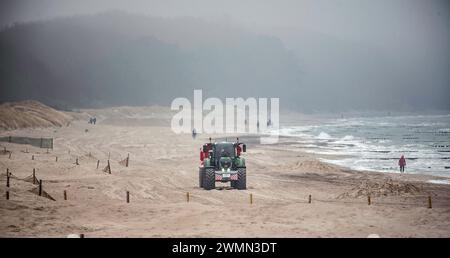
[200,138,246,162]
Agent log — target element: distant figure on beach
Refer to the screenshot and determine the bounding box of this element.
[192,128,197,139]
[93,117,97,125]
[399,155,406,173]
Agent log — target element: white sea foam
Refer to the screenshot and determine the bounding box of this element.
[340,135,354,141]
[427,179,450,185]
[317,132,331,139]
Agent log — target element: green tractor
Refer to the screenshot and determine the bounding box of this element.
[199,138,247,190]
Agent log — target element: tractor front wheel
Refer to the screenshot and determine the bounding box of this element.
[203,168,215,190]
[198,168,205,188]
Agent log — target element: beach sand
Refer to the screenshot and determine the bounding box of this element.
[1,106,450,237]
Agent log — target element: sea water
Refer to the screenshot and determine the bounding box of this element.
[278,114,450,183]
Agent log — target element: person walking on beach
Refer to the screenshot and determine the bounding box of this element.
[398,155,406,173]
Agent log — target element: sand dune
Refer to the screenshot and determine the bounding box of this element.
[0,100,72,130]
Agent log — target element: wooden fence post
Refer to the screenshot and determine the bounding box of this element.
[368,195,371,205]
[186,192,190,202]
[308,194,312,204]
[250,193,253,204]
[76,157,79,165]
[6,168,10,188]
[56,156,58,162]
[39,180,42,196]
[6,191,9,200]
[428,196,432,209]
[33,168,36,184]
[64,190,67,200]
[126,191,130,203]
[32,155,34,160]
[8,152,11,159]
[107,160,111,174]
[96,160,100,169]
[126,154,129,167]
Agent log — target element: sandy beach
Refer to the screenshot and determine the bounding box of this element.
[1,106,450,238]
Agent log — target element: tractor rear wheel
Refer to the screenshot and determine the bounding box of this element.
[236,168,246,190]
[198,168,205,188]
[203,168,215,190]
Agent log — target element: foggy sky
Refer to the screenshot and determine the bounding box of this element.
[2,0,448,49]
[1,0,449,111]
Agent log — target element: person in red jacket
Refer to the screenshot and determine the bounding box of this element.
[398,155,406,173]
